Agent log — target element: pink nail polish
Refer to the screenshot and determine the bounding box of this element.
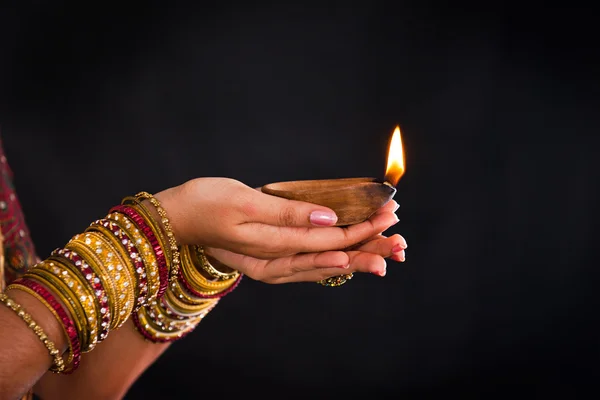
[310,211,338,226]
[393,203,400,212]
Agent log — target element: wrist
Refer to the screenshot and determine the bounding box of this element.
[4,288,69,355]
[150,187,187,245]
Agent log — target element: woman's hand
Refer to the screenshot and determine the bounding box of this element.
[204,200,408,284]
[155,178,400,259]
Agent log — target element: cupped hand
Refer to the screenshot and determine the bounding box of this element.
[155,177,400,259]
[204,200,408,284]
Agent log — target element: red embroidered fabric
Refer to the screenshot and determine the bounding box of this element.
[0,134,38,285]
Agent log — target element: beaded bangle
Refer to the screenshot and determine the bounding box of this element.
[154,298,216,330]
[121,198,172,265]
[105,212,160,302]
[180,246,238,292]
[134,192,181,283]
[63,240,116,336]
[8,278,81,373]
[80,231,135,328]
[109,205,168,298]
[67,234,125,330]
[178,267,243,299]
[0,292,65,373]
[133,306,199,343]
[52,247,111,342]
[168,276,217,305]
[164,289,217,314]
[25,269,88,355]
[193,246,239,281]
[38,259,99,352]
[160,293,216,318]
[88,220,147,310]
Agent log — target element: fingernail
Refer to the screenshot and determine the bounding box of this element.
[336,264,350,269]
[391,244,404,253]
[393,214,400,224]
[310,210,338,226]
[394,203,400,212]
[379,266,387,277]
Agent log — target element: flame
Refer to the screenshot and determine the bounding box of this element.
[384,125,405,186]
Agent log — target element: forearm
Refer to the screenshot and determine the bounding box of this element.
[34,319,170,400]
[16,192,237,399]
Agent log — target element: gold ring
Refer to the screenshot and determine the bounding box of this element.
[317,273,353,287]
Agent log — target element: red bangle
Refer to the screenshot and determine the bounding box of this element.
[109,205,168,298]
[14,278,82,374]
[51,247,111,342]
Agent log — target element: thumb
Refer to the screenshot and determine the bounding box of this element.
[247,189,338,227]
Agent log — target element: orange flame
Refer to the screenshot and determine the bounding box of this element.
[384,125,405,186]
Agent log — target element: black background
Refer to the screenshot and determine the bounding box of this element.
[1,1,599,398]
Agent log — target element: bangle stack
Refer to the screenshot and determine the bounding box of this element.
[131,195,241,343]
[0,191,242,374]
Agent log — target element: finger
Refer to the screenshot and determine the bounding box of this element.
[272,251,387,284]
[391,249,406,262]
[238,209,399,258]
[355,233,407,256]
[344,233,386,251]
[374,199,398,215]
[206,247,350,283]
[241,190,339,227]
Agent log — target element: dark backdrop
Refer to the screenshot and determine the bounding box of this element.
[1,2,599,398]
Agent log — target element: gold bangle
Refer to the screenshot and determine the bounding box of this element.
[168,278,217,306]
[134,192,181,283]
[0,292,65,372]
[25,269,88,353]
[180,246,236,292]
[192,245,239,281]
[121,198,171,264]
[65,239,117,331]
[150,300,211,331]
[164,288,218,314]
[38,259,99,352]
[105,212,160,302]
[160,291,218,318]
[135,306,200,341]
[9,277,77,370]
[80,231,135,328]
[86,222,141,309]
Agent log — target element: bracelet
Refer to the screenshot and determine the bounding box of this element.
[134,192,181,283]
[67,233,126,330]
[105,212,160,303]
[8,278,81,373]
[0,292,65,373]
[132,305,199,343]
[88,219,148,310]
[192,246,239,281]
[51,247,111,342]
[64,239,116,335]
[81,231,135,328]
[180,246,238,292]
[178,267,243,299]
[109,205,168,298]
[24,269,88,356]
[38,259,99,352]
